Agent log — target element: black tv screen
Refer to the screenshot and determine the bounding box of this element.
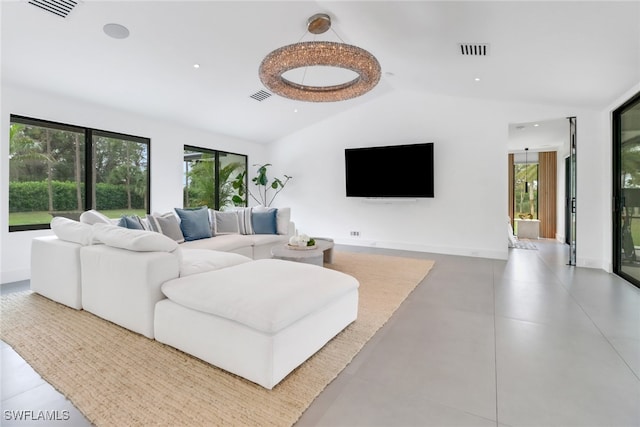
[345,143,434,198]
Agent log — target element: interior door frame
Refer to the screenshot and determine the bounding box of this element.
[568,117,577,266]
[565,156,571,245]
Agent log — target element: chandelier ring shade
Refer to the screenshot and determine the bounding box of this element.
[259,41,381,102]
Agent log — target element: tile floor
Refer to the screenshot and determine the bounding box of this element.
[1,240,639,426]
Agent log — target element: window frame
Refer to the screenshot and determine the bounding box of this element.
[183,145,248,210]
[612,91,640,289]
[9,114,151,232]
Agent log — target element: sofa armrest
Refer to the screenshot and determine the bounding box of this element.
[31,236,83,310]
[80,245,179,338]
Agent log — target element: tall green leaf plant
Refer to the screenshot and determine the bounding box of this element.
[232,163,291,207]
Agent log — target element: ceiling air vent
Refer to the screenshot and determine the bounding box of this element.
[29,0,78,18]
[459,43,489,56]
[250,90,272,102]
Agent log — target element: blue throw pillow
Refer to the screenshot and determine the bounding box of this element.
[174,206,212,241]
[118,215,144,230]
[252,208,277,234]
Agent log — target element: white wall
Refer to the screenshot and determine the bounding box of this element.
[0,85,267,283]
[268,89,605,265]
[1,83,627,283]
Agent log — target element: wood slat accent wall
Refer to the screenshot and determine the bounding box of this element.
[538,151,557,239]
[508,154,514,227]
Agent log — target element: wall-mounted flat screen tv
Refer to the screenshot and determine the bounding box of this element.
[345,142,434,198]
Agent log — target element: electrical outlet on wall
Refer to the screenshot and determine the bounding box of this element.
[350,231,360,237]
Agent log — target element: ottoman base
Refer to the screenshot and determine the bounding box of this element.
[154,287,358,389]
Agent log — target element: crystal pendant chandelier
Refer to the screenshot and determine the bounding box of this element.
[259,13,381,102]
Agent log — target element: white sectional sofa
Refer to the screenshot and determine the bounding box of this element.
[29,208,360,389]
[31,207,293,314]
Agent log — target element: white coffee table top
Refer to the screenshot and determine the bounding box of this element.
[271,239,334,261]
[270,238,335,267]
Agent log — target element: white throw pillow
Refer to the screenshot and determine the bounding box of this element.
[93,223,179,252]
[276,207,291,235]
[236,207,254,235]
[179,249,251,277]
[79,209,113,225]
[50,217,94,246]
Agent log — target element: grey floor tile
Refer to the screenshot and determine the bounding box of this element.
[303,377,498,427]
[0,383,92,427]
[494,278,601,334]
[609,336,640,378]
[352,304,497,420]
[1,346,46,402]
[415,267,495,315]
[495,317,640,427]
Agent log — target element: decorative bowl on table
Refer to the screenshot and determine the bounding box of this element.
[288,234,316,250]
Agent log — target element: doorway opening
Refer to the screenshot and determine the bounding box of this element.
[507,118,575,258]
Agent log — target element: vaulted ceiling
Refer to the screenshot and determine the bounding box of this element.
[2,1,639,144]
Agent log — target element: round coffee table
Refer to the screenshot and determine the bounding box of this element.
[270,238,334,267]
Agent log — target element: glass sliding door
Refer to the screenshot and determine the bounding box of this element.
[613,92,640,288]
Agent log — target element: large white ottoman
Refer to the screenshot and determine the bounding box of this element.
[154,259,359,389]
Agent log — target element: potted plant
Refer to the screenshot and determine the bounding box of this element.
[232,163,292,207]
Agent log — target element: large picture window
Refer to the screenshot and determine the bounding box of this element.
[183,146,247,210]
[9,115,150,231]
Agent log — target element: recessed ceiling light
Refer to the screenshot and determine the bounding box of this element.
[103,23,130,39]
[193,64,200,69]
[533,123,540,127]
[474,77,481,82]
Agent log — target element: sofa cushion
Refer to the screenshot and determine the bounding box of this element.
[147,212,185,243]
[79,209,113,225]
[179,234,254,252]
[175,207,212,241]
[93,223,179,252]
[50,217,94,246]
[161,259,359,334]
[211,210,240,234]
[179,249,251,277]
[246,234,287,246]
[251,208,277,234]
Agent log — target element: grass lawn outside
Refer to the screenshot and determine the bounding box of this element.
[9,210,147,227]
[630,219,640,248]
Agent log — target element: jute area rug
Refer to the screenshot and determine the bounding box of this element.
[1,251,434,426]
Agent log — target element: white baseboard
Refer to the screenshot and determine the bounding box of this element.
[333,238,508,260]
[1,268,31,285]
